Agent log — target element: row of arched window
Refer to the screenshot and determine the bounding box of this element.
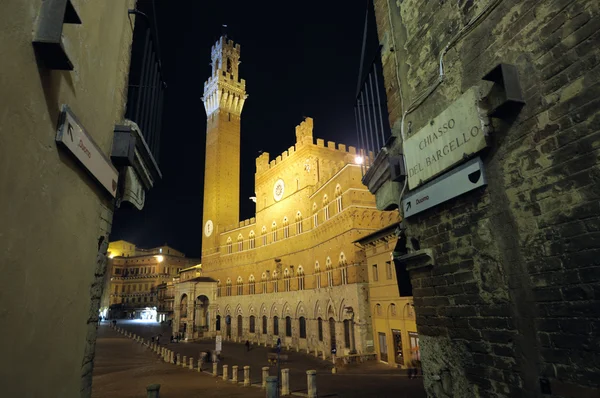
[225,185,345,254]
[216,315,353,348]
[216,254,349,297]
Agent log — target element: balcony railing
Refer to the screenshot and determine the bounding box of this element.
[125,9,165,164]
[355,45,391,176]
[354,1,405,194]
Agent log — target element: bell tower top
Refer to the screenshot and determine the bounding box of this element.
[202,36,248,117]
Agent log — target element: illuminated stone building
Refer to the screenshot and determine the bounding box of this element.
[356,223,418,368]
[102,240,198,320]
[173,36,399,359]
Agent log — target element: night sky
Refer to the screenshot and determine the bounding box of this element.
[111,1,381,258]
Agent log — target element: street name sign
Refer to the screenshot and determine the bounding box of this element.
[404,87,490,190]
[56,105,118,197]
[402,156,487,218]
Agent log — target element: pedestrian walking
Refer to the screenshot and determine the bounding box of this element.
[245,340,250,352]
[151,336,155,343]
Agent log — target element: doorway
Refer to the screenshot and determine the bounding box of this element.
[225,315,231,338]
[329,317,336,350]
[378,332,388,362]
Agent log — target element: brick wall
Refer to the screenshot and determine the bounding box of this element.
[373,0,600,396]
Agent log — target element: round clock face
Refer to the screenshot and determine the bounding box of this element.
[273,179,285,202]
[204,220,214,237]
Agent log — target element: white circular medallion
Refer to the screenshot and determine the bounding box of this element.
[273,179,285,202]
[204,220,214,237]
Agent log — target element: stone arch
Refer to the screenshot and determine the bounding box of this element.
[261,272,268,280]
[261,226,267,234]
[283,216,288,224]
[272,269,279,279]
[226,236,232,243]
[297,265,304,275]
[314,260,320,272]
[296,210,302,219]
[282,302,292,318]
[260,303,268,316]
[295,301,307,319]
[326,256,332,269]
[237,275,243,284]
[326,299,337,321]
[248,304,255,315]
[224,304,232,316]
[235,303,244,316]
[271,221,277,228]
[249,230,255,238]
[270,302,279,318]
[284,268,290,277]
[249,274,255,282]
[335,184,342,196]
[313,300,324,319]
[339,252,347,265]
[339,299,351,320]
[312,202,318,213]
[322,194,329,204]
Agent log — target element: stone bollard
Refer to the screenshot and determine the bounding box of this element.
[266,376,278,398]
[244,366,250,386]
[146,383,160,398]
[222,365,228,381]
[314,349,319,357]
[307,370,317,398]
[321,351,326,361]
[189,357,194,370]
[212,362,218,377]
[306,347,310,354]
[332,367,337,374]
[262,366,270,388]
[281,368,290,396]
[296,345,299,352]
[176,354,180,365]
[231,365,238,383]
[182,356,187,367]
[197,358,203,372]
[170,351,174,364]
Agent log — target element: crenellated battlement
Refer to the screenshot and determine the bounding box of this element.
[222,217,256,234]
[255,117,363,175]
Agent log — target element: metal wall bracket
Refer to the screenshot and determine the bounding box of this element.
[482,63,525,119]
[32,0,81,70]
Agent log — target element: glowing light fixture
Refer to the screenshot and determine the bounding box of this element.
[355,155,364,165]
[108,253,115,259]
[155,255,164,262]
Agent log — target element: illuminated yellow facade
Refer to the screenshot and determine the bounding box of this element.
[356,224,418,368]
[103,240,197,320]
[173,36,399,360]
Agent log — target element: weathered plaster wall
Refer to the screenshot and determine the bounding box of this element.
[373,0,600,396]
[0,1,135,397]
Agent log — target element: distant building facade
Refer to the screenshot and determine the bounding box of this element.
[173,36,399,359]
[356,223,418,368]
[102,240,198,321]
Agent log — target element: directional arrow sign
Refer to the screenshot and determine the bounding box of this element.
[402,156,487,218]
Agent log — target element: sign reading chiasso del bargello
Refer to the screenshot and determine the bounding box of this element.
[404,87,490,190]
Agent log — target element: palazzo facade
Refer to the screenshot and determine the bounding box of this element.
[173,36,399,359]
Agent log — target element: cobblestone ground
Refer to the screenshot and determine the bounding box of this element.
[92,326,267,398]
[102,320,426,398]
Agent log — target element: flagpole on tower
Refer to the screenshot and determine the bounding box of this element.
[222,24,228,38]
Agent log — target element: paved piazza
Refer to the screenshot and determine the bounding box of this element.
[95,320,426,397]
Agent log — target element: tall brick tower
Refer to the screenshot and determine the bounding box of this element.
[201,36,247,257]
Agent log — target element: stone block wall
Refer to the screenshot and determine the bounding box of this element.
[372,0,600,396]
[0,1,134,397]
